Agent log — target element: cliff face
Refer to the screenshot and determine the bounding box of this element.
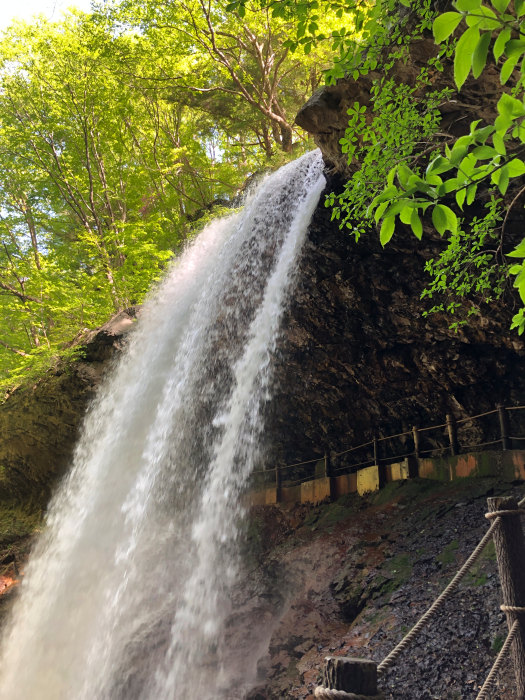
[0,308,138,503]
[265,190,525,467]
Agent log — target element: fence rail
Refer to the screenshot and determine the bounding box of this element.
[250,404,525,492]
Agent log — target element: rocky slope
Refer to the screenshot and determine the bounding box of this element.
[233,476,522,699]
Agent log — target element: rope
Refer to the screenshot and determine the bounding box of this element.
[418,422,447,433]
[501,605,525,614]
[475,620,519,700]
[281,455,322,470]
[377,517,500,674]
[485,509,524,519]
[456,409,499,425]
[314,689,384,699]
[461,439,502,450]
[333,440,374,458]
[377,430,412,442]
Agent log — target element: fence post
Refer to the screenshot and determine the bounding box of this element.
[498,405,511,450]
[317,656,384,698]
[412,426,420,459]
[446,413,459,456]
[275,466,282,504]
[373,436,379,466]
[487,496,525,698]
[324,451,332,478]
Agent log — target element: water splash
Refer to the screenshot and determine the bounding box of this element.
[0,151,325,699]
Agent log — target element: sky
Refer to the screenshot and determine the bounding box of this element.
[0,0,93,31]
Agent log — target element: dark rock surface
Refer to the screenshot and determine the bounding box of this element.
[266,192,525,469]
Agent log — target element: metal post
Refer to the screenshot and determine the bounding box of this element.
[412,426,420,458]
[487,497,525,698]
[373,436,379,466]
[275,466,282,504]
[318,656,384,698]
[446,413,459,456]
[325,451,336,502]
[324,451,332,478]
[498,405,511,450]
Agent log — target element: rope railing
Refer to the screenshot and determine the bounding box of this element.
[375,499,525,698]
[313,498,525,698]
[251,403,525,492]
[476,620,520,700]
[377,517,501,674]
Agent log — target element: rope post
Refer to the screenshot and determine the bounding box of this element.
[446,413,459,456]
[498,405,511,450]
[315,657,385,698]
[487,496,525,697]
[412,426,420,459]
[275,466,282,504]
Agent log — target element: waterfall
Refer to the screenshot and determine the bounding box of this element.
[0,150,325,699]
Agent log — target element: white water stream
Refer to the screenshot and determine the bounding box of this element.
[0,151,325,699]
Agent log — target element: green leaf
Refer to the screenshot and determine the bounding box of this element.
[455,0,481,9]
[497,92,525,119]
[508,239,525,258]
[507,158,525,176]
[399,204,413,225]
[454,26,480,89]
[449,136,472,165]
[465,5,500,29]
[472,144,497,159]
[443,206,459,233]
[426,155,454,175]
[472,32,491,78]
[432,204,447,234]
[433,12,463,43]
[456,187,467,209]
[491,0,510,10]
[492,131,507,154]
[493,27,511,61]
[380,215,396,246]
[504,39,525,58]
[410,209,423,239]
[397,163,414,188]
[500,54,519,83]
[373,201,389,223]
[497,164,510,193]
[440,178,460,194]
[466,183,477,205]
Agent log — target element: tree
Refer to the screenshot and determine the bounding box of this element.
[0,11,235,377]
[102,0,332,154]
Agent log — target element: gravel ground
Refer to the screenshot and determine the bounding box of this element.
[239,477,524,699]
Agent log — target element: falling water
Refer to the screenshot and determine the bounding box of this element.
[0,151,325,699]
